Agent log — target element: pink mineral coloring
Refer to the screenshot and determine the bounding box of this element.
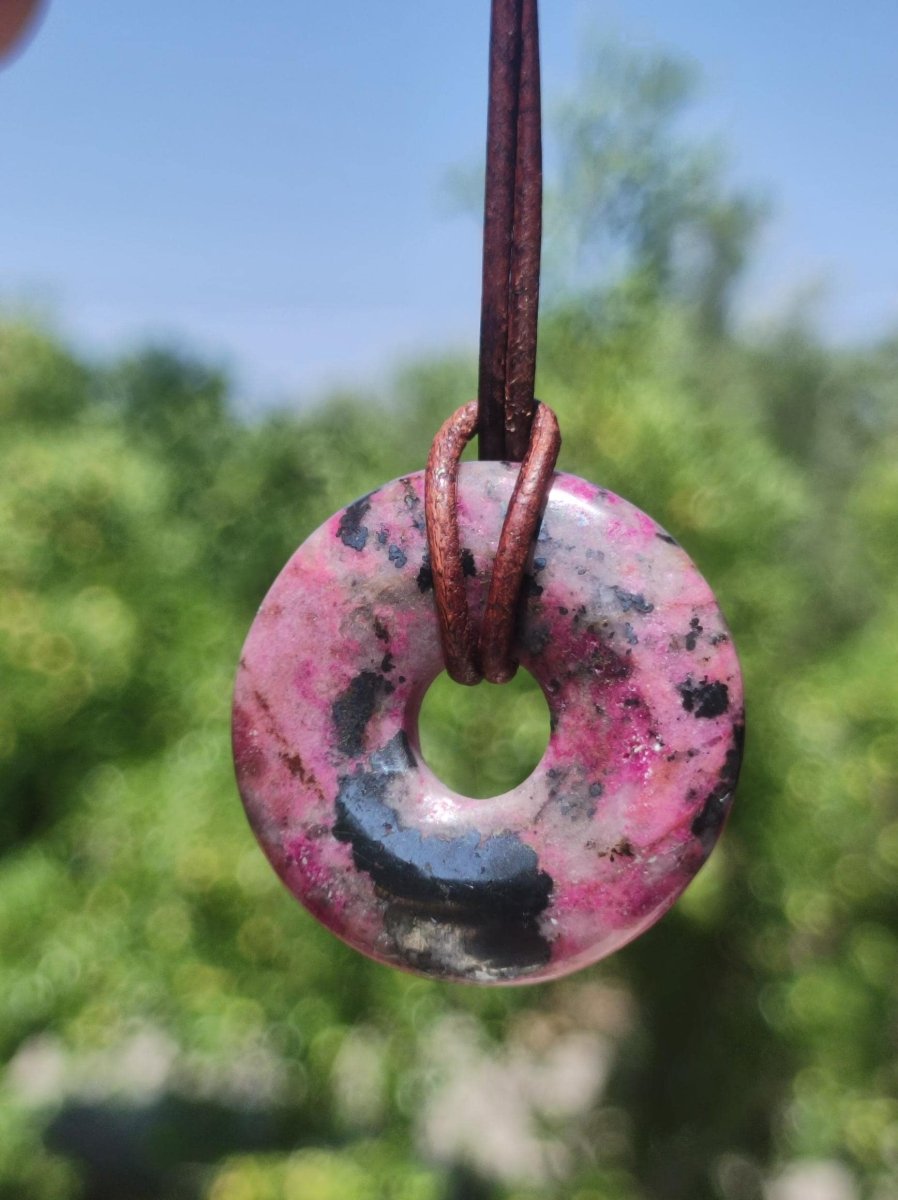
[233,463,744,984]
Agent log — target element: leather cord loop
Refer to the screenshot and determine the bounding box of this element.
[425,401,483,686]
[425,400,560,686]
[479,400,560,682]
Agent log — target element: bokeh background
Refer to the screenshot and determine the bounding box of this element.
[2,4,898,1199]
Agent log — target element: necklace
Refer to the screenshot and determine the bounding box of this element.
[232,0,744,984]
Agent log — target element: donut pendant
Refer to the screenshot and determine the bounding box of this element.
[232,462,743,984]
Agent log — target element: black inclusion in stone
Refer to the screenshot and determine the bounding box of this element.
[523,623,550,656]
[335,772,552,915]
[691,720,745,854]
[384,904,552,979]
[460,548,477,577]
[331,670,393,757]
[719,722,745,790]
[691,788,733,853]
[399,477,426,532]
[416,553,433,593]
[388,544,408,569]
[333,737,554,978]
[685,617,703,652]
[678,677,730,719]
[337,495,372,551]
[612,586,654,615]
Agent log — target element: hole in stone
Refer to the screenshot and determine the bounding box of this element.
[417,667,551,799]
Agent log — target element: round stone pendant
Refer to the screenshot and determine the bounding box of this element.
[232,462,744,984]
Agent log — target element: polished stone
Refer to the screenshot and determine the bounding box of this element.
[233,463,744,984]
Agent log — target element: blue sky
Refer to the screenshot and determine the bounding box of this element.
[3,1,897,405]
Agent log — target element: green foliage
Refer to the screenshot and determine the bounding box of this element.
[2,291,895,1199]
[418,671,550,800]
[204,1145,443,1200]
[549,40,766,335]
[2,39,897,1200]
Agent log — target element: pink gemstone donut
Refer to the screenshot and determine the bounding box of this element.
[232,463,744,984]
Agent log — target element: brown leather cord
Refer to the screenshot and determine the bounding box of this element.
[425,399,560,686]
[479,400,560,682]
[425,0,554,687]
[478,0,542,462]
[425,401,483,686]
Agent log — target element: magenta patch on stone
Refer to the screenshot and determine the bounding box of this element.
[233,463,744,984]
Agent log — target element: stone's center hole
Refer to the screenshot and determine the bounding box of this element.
[418,667,551,799]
